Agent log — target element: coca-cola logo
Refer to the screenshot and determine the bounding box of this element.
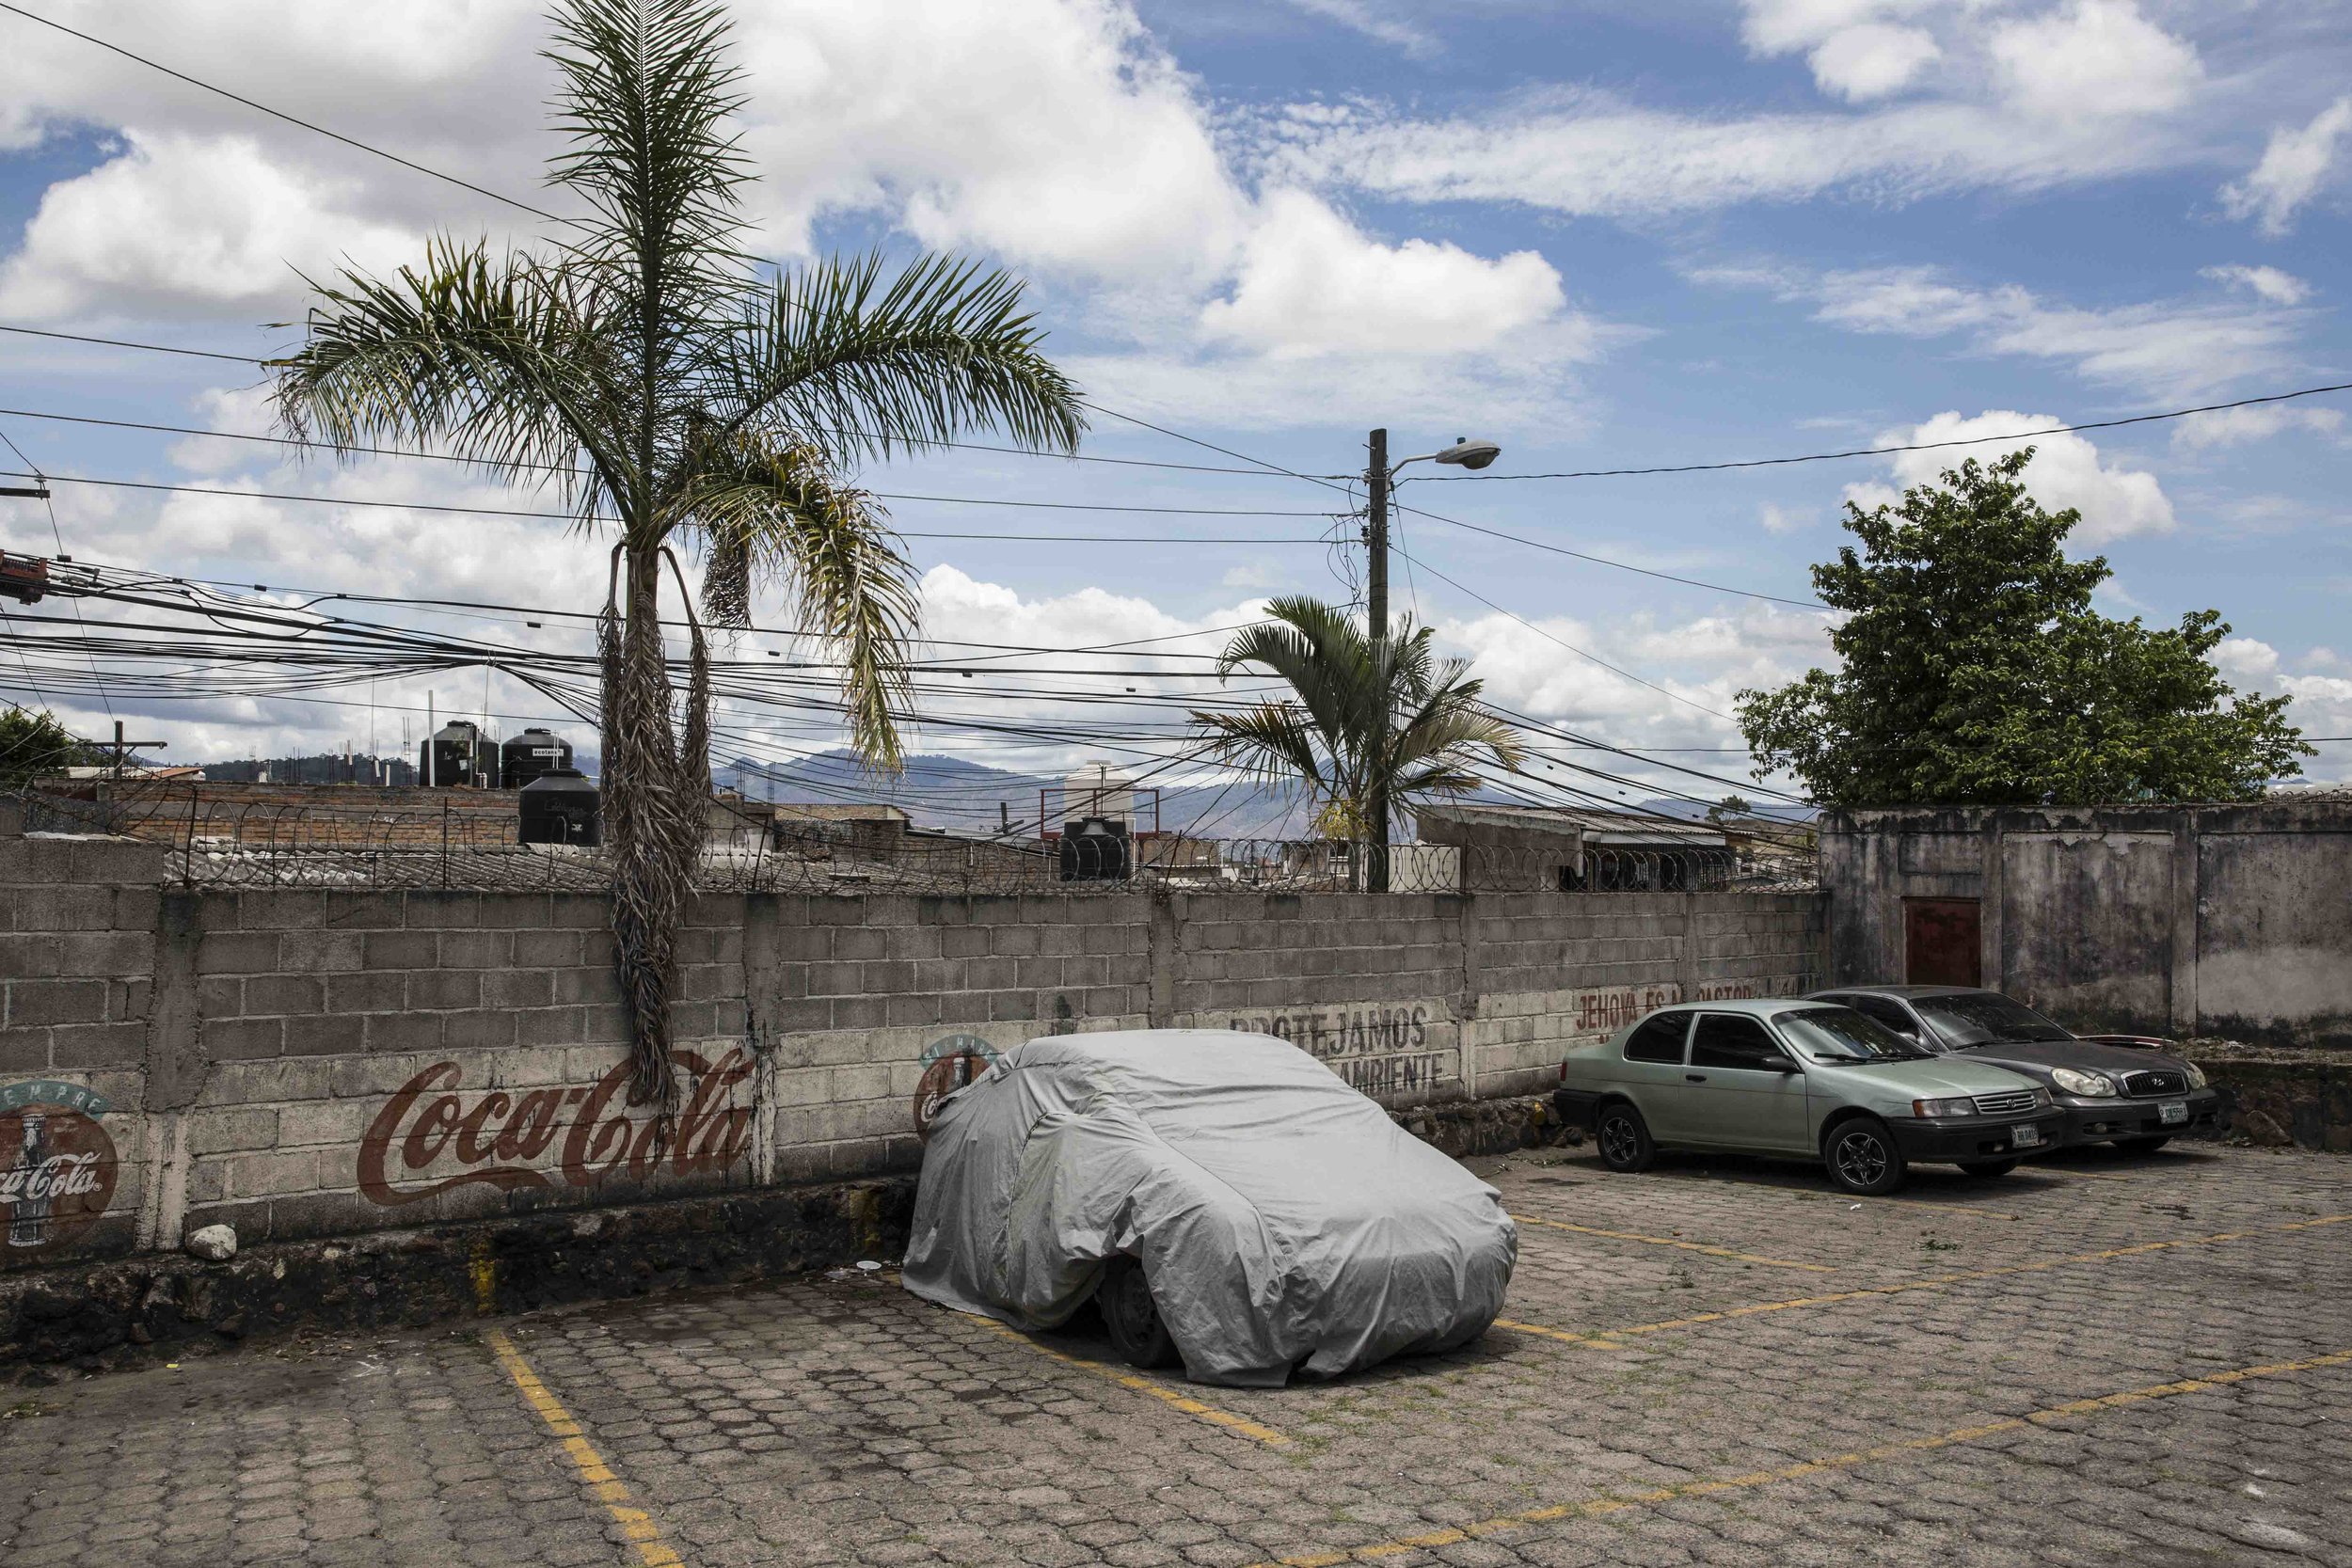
[0,1082,119,1263]
[358,1048,754,1207]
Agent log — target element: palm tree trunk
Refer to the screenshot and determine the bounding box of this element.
[602,544,692,1117]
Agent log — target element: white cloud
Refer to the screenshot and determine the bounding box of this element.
[2169,403,2345,452]
[1985,1,2201,123]
[1845,409,2176,544]
[1708,262,2307,399]
[1808,24,1943,103]
[1199,189,1565,358]
[2215,638,2352,781]
[2221,96,2352,236]
[1759,503,1806,535]
[0,0,1597,431]
[0,132,421,320]
[2201,263,2312,307]
[1285,0,1438,58]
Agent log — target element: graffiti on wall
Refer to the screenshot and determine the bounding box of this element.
[1567,985,1681,1035]
[913,1035,1002,1140]
[1220,1003,1453,1097]
[0,1080,118,1259]
[358,1048,753,1206]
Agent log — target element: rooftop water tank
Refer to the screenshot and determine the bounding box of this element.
[421,721,495,789]
[1058,816,1130,881]
[518,768,599,846]
[501,728,572,790]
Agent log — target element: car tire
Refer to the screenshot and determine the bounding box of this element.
[1823,1117,1908,1196]
[1957,1158,2017,1178]
[1097,1256,1179,1370]
[1596,1102,1656,1174]
[2114,1134,2171,1153]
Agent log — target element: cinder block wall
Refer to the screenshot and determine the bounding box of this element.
[1,812,1824,1272]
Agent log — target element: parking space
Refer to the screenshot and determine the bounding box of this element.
[5,1140,2348,1567]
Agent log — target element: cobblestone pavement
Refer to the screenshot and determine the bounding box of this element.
[5,1140,2349,1568]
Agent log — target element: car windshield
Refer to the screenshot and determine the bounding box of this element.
[1913,992,2072,1047]
[1774,1006,1936,1063]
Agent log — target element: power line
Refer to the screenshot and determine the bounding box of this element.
[0,347,1289,479]
[0,1,566,225]
[1417,381,2352,482]
[2,468,1337,539]
[1391,543,1735,721]
[1083,399,1826,608]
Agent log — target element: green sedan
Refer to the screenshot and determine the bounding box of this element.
[1552,998,2065,1196]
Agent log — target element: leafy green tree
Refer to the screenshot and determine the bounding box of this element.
[1192,596,1523,890]
[276,0,1083,1111]
[0,707,104,787]
[1739,450,2308,806]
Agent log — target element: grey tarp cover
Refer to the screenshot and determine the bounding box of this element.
[900,1029,1517,1386]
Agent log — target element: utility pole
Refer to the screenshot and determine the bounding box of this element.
[1364,428,1391,894]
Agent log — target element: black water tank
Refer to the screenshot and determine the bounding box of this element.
[421,721,495,788]
[501,728,571,790]
[1058,816,1130,881]
[518,768,600,846]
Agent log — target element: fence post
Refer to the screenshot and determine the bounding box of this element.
[441,797,451,888]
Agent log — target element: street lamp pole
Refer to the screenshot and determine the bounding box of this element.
[1361,431,1502,895]
[1363,428,1391,894]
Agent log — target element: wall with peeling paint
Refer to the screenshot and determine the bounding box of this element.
[1820,797,2352,1048]
[0,801,1823,1275]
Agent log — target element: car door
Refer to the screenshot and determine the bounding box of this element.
[1614,1011,1699,1141]
[1681,1012,1812,1151]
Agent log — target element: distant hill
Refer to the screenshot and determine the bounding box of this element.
[719,751,1314,839]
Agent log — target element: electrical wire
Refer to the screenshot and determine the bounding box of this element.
[0,1,567,225]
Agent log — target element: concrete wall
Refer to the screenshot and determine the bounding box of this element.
[1820,797,2352,1048]
[0,807,1824,1275]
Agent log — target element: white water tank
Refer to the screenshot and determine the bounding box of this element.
[1064,762,1135,828]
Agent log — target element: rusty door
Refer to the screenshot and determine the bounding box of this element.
[1903,898,1982,987]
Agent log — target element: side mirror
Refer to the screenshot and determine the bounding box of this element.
[1765,1056,1801,1074]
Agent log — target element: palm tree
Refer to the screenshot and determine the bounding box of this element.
[1192,596,1522,891]
[274,0,1084,1113]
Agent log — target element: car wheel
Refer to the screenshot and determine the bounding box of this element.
[1596,1102,1656,1173]
[1823,1117,1907,1196]
[1097,1256,1178,1370]
[1957,1158,2017,1178]
[2114,1134,2171,1153]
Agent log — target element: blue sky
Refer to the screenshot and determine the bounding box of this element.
[0,0,2345,795]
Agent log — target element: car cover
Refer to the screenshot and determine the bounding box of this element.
[900,1028,1517,1386]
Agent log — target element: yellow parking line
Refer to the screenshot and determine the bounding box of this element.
[485,1327,686,1568]
[1503,1212,2352,1351]
[1511,1212,1836,1273]
[1240,1345,2352,1568]
[974,1319,1292,1447]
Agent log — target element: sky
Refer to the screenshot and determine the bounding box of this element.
[0,0,2346,806]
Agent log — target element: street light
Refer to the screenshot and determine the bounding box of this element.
[1360,429,1501,892]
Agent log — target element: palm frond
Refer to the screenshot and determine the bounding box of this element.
[272,238,635,523]
[714,252,1086,460]
[680,440,919,769]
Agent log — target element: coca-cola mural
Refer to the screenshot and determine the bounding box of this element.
[358,1048,754,1206]
[0,1080,119,1261]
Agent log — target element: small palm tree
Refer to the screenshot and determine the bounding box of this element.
[1192,596,1522,891]
[275,0,1084,1112]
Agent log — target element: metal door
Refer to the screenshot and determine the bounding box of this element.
[1903,898,1982,987]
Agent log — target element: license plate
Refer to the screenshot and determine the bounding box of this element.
[2011,1123,2044,1148]
[2160,1101,2188,1125]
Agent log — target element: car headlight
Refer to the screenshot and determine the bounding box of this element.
[1912,1096,1977,1118]
[2184,1062,2207,1090]
[2051,1067,2117,1098]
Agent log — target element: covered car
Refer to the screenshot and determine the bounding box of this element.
[900,1028,1516,1387]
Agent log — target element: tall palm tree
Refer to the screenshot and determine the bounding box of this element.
[275,0,1084,1113]
[1192,596,1523,891]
